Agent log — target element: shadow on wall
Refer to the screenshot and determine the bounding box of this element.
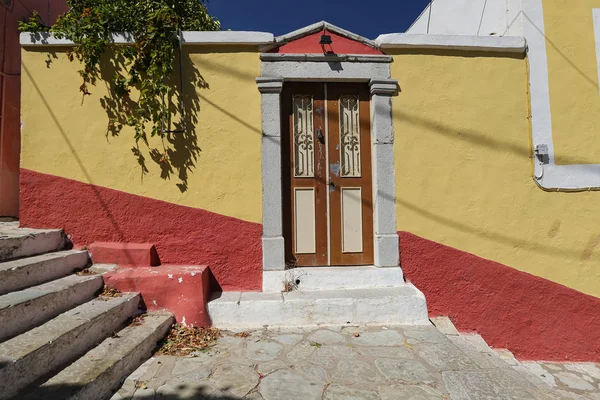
[23,63,129,252]
[517,11,599,89]
[187,48,264,137]
[391,109,600,262]
[392,108,600,360]
[38,46,208,193]
[394,109,598,166]
[21,49,264,285]
[34,46,265,193]
[96,47,207,194]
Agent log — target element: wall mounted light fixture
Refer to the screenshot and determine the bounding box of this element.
[319,34,332,45]
[320,33,333,54]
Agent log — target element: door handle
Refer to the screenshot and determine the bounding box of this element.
[317,128,325,144]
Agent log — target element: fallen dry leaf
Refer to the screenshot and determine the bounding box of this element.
[135,382,148,390]
[75,268,97,276]
[130,314,146,326]
[234,331,250,338]
[157,324,220,356]
[99,285,122,299]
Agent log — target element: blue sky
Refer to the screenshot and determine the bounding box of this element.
[206,0,431,39]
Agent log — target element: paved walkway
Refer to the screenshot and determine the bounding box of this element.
[113,323,600,400]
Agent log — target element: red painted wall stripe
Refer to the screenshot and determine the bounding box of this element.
[400,231,600,362]
[20,169,262,291]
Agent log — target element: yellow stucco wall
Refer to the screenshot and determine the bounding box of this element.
[21,32,600,296]
[543,0,600,164]
[391,50,600,297]
[21,46,262,223]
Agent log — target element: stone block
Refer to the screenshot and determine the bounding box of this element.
[89,242,159,267]
[430,316,460,336]
[262,237,285,271]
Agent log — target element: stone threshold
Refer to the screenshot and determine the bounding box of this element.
[262,265,404,292]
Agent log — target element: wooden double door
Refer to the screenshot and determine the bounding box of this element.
[282,83,374,267]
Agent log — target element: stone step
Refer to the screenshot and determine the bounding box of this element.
[0,228,67,262]
[208,284,430,329]
[446,333,513,370]
[0,274,104,342]
[21,312,174,400]
[0,250,90,295]
[0,293,141,400]
[262,266,405,292]
[431,317,518,370]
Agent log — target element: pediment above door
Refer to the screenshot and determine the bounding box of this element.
[261,21,385,55]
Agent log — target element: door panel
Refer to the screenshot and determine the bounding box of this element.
[282,83,328,267]
[294,188,317,254]
[327,83,374,266]
[341,187,363,253]
[282,82,373,267]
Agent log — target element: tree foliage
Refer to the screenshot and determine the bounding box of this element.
[19,0,219,144]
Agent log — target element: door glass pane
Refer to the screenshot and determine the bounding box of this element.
[293,95,315,178]
[339,95,361,177]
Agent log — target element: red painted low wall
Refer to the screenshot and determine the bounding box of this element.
[104,265,212,327]
[20,169,262,291]
[400,231,600,362]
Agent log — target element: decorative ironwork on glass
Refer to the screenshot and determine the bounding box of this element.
[339,95,361,177]
[293,95,315,178]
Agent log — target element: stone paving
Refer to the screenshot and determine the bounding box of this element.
[113,323,600,400]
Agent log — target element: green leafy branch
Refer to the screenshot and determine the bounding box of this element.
[19,0,219,148]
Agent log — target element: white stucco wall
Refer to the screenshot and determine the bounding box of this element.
[407,0,523,36]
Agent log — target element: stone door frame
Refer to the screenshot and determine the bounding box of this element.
[257,53,399,273]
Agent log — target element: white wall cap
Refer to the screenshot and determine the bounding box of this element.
[182,31,274,45]
[20,31,274,46]
[375,34,526,53]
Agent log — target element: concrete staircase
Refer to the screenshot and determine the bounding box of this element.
[209,266,430,329]
[0,224,173,400]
